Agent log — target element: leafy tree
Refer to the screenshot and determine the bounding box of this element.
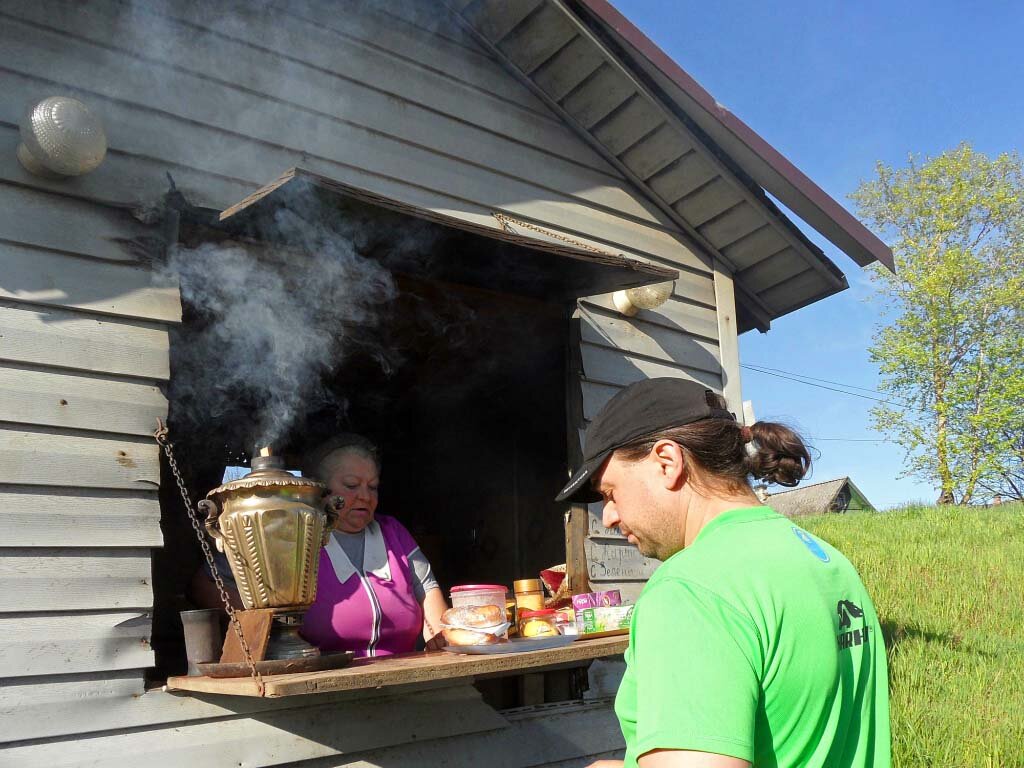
[852,144,1024,505]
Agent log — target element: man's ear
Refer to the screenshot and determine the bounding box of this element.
[650,440,686,491]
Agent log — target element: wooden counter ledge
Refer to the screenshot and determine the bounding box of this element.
[166,634,628,698]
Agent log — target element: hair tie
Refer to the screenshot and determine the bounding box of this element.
[740,426,753,443]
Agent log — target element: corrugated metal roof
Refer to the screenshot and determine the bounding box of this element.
[445,0,891,332]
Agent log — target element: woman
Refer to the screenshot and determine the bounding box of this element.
[301,434,448,657]
[554,378,890,768]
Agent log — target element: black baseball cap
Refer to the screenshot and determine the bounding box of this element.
[555,377,736,503]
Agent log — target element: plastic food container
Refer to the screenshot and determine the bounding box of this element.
[513,578,545,612]
[519,608,559,638]
[450,584,509,611]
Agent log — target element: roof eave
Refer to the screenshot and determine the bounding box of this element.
[571,0,895,273]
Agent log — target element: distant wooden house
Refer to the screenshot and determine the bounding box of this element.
[766,477,877,517]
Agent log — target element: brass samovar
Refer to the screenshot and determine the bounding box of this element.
[198,450,339,660]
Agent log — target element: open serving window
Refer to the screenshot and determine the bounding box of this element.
[156,169,675,698]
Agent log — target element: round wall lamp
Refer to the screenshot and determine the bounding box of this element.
[612,281,675,317]
[17,96,107,178]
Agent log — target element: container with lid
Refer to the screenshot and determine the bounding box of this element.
[449,584,508,610]
[518,608,559,638]
[513,578,545,612]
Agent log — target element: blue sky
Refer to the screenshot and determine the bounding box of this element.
[616,1,1024,508]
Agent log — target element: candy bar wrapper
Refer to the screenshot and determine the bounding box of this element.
[577,604,634,634]
[571,589,623,611]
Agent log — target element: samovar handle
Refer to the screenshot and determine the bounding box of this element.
[197,499,225,553]
[322,495,344,546]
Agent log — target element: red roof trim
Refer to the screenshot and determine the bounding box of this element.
[574,0,894,272]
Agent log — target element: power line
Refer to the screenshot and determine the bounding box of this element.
[805,437,894,443]
[741,364,925,413]
[741,362,886,396]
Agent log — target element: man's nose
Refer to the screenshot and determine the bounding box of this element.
[602,502,620,530]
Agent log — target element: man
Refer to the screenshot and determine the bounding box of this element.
[556,378,890,768]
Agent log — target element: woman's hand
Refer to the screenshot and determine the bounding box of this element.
[421,586,449,651]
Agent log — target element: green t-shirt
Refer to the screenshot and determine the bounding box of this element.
[615,506,890,767]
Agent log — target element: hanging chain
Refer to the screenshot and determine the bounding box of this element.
[154,419,266,696]
[492,212,613,255]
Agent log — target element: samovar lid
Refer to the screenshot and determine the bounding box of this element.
[206,454,326,499]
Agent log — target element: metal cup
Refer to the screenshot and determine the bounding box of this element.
[180,609,223,675]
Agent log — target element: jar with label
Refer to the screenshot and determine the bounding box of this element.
[518,608,559,638]
[513,578,545,613]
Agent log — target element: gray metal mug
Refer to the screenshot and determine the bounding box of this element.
[180,609,223,675]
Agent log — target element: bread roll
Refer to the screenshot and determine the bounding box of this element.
[441,604,505,628]
[441,626,504,646]
[441,604,508,646]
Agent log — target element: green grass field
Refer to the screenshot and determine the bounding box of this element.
[801,504,1024,767]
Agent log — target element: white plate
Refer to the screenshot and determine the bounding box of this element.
[442,634,576,655]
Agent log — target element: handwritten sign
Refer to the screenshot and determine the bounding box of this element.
[585,539,660,582]
[587,510,626,539]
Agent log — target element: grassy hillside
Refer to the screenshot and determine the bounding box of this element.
[802,504,1024,767]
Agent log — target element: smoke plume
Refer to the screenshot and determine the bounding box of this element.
[164,201,399,452]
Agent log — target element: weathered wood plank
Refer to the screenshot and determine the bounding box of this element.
[619,123,689,180]
[758,268,828,314]
[498,3,577,75]
[0,610,153,678]
[720,223,789,269]
[0,61,706,273]
[714,266,744,416]
[293,0,544,112]
[166,637,628,698]
[649,151,718,203]
[0,122,257,211]
[2,681,505,761]
[699,201,770,248]
[580,345,722,392]
[0,672,467,743]
[0,486,161,547]
[578,306,723,374]
[0,181,149,263]
[461,0,543,43]
[736,247,805,293]
[0,241,180,323]
[0,427,160,490]
[674,178,743,227]
[282,699,622,768]
[580,379,622,423]
[532,34,607,102]
[581,293,720,342]
[0,363,168,436]
[0,302,170,380]
[1,689,620,768]
[0,548,152,612]
[592,99,665,157]
[2,0,658,223]
[560,65,636,130]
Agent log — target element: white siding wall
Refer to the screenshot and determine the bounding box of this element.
[0,0,728,763]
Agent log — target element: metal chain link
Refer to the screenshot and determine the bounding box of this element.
[492,212,613,255]
[154,419,266,696]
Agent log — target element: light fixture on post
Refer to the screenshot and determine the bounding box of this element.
[17,96,107,178]
[612,280,675,317]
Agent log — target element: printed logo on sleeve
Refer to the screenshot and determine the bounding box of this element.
[836,600,869,650]
[792,527,830,563]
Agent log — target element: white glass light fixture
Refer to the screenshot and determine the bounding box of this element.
[17,96,107,178]
[612,280,675,317]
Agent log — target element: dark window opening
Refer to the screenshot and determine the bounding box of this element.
[151,266,570,681]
